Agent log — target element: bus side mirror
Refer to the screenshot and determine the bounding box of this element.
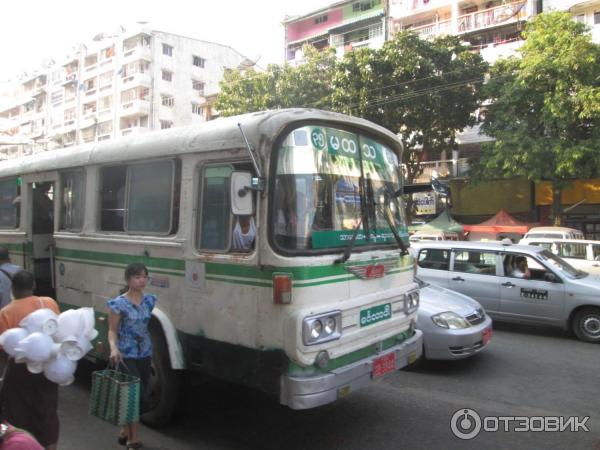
[231,171,254,216]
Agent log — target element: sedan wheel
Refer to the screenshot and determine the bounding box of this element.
[573,307,600,343]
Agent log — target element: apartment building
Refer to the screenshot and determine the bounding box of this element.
[544,0,600,42]
[0,24,253,159]
[389,0,539,63]
[284,0,387,65]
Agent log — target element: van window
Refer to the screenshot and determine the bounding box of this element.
[554,242,587,260]
[453,250,496,274]
[417,249,450,270]
[60,170,85,231]
[0,178,19,229]
[592,244,600,261]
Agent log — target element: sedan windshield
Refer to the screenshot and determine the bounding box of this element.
[272,125,407,252]
[537,249,586,279]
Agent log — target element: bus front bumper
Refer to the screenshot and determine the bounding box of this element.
[280,330,422,410]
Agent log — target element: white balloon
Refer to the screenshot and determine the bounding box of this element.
[79,307,95,336]
[44,354,77,385]
[60,335,92,361]
[14,332,55,362]
[20,308,59,336]
[26,361,44,374]
[0,328,29,357]
[55,309,83,342]
[85,329,99,341]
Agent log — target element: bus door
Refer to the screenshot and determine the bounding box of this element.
[28,180,56,297]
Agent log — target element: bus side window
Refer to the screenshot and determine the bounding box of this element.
[0,178,20,230]
[60,170,85,231]
[197,165,233,250]
[100,166,127,232]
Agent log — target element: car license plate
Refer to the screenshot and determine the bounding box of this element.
[372,353,396,378]
[483,328,492,345]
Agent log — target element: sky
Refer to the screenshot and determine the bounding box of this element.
[0,0,334,82]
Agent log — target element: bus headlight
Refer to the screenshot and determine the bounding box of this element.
[404,290,419,314]
[303,311,342,346]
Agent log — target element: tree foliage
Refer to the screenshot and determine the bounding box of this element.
[472,12,600,222]
[331,33,487,185]
[214,46,337,116]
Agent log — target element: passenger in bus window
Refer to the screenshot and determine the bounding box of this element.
[232,215,256,251]
[107,263,156,450]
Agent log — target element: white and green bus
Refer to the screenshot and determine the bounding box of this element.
[0,108,421,424]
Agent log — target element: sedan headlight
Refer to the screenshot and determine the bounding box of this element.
[431,311,471,329]
[303,311,342,346]
[404,290,419,314]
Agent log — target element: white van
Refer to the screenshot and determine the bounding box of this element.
[522,238,600,275]
[521,226,584,243]
[409,231,460,242]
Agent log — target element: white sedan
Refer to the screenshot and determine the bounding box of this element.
[417,279,493,360]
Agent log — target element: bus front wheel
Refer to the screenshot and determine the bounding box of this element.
[141,325,180,427]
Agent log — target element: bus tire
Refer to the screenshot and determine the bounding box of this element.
[141,325,180,427]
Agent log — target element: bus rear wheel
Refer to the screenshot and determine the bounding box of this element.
[141,325,180,427]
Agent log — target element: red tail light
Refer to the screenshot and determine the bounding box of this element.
[273,273,293,304]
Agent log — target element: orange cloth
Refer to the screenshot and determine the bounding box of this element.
[0,296,60,334]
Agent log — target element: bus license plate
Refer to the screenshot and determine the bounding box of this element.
[372,353,395,378]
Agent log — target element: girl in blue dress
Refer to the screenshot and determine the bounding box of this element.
[107,263,156,450]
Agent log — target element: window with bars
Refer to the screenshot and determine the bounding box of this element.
[162,96,174,107]
[162,70,173,82]
[192,55,206,68]
[162,43,173,56]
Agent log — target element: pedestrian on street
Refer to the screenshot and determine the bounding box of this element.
[0,248,22,309]
[0,270,61,450]
[107,263,156,450]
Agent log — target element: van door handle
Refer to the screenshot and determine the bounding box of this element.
[502,281,515,288]
[593,264,600,267]
[452,276,465,282]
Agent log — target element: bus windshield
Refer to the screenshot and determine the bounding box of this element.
[272,125,408,252]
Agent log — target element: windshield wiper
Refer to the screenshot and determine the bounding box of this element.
[334,217,363,264]
[369,178,409,256]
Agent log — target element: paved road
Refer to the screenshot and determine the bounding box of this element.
[59,322,599,450]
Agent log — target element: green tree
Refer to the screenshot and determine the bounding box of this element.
[472,12,600,224]
[331,33,487,217]
[215,45,337,116]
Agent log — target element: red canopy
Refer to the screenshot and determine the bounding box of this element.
[463,209,532,234]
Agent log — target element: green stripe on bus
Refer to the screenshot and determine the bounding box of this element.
[53,247,411,284]
[55,248,185,271]
[55,257,184,277]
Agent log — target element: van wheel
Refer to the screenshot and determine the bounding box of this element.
[141,326,180,427]
[572,307,600,343]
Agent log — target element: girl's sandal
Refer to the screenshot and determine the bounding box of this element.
[118,434,128,446]
[126,442,143,450]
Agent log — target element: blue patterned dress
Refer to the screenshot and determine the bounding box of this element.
[107,294,156,359]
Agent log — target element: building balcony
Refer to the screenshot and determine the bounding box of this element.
[119,99,150,118]
[400,1,527,39]
[406,19,453,40]
[79,114,97,129]
[121,72,151,89]
[62,73,78,86]
[121,126,150,137]
[122,46,152,64]
[457,1,527,35]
